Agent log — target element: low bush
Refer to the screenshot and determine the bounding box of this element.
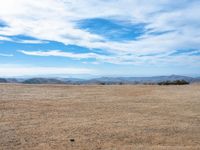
[158,80,189,85]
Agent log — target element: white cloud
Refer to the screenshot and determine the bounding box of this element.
[18,49,125,64]
[18,49,200,66]
[0,35,46,44]
[0,53,13,57]
[19,50,109,60]
[0,0,200,65]
[0,36,13,42]
[0,66,95,77]
[17,39,47,44]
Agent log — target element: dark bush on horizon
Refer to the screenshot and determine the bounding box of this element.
[158,80,189,85]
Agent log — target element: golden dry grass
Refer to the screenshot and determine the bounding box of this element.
[0,84,200,150]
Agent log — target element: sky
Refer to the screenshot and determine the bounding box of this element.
[0,0,200,78]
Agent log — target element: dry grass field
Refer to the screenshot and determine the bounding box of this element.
[0,84,200,150]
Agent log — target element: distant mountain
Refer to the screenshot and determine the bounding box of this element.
[0,78,7,83]
[86,75,195,84]
[23,78,65,84]
[6,78,20,83]
[61,78,85,84]
[192,77,200,83]
[0,75,199,84]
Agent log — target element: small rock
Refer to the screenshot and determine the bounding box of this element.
[70,139,75,142]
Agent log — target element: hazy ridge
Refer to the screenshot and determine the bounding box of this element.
[0,75,200,84]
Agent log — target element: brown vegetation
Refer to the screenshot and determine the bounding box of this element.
[0,84,200,150]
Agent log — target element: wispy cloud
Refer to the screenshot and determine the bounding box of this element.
[0,66,95,77]
[0,35,47,44]
[0,53,13,57]
[0,0,199,55]
[0,0,200,76]
[0,36,12,42]
[18,49,200,66]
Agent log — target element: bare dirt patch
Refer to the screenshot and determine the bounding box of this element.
[0,84,200,150]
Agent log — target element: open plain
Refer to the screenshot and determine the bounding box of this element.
[0,84,200,150]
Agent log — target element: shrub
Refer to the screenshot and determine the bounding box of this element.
[158,80,189,85]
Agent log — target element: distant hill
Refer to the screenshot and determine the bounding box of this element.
[86,75,195,84]
[0,75,200,84]
[6,78,20,83]
[23,78,65,84]
[192,77,200,83]
[0,78,7,83]
[61,78,85,84]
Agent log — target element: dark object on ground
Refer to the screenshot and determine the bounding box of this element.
[70,139,75,142]
[158,80,189,85]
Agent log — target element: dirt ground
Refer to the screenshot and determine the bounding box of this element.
[0,84,200,150]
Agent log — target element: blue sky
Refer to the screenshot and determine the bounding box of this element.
[0,0,200,77]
